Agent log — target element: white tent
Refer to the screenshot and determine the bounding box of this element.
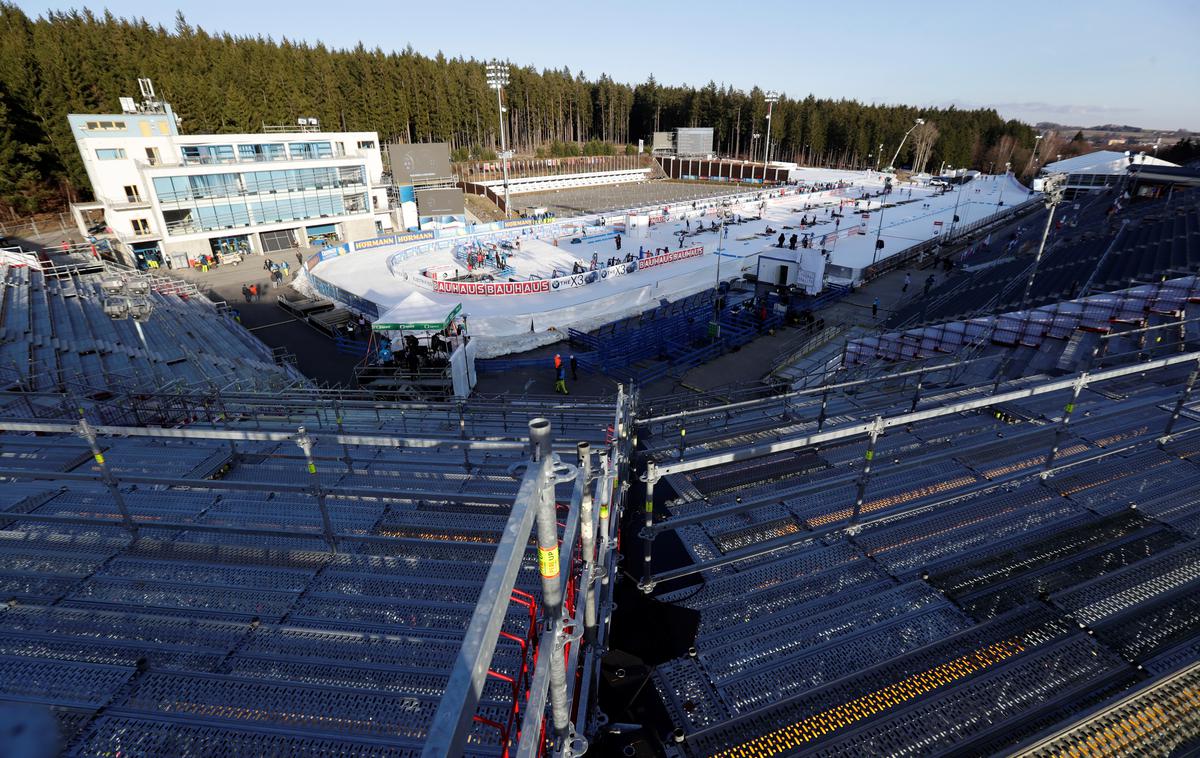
[1043,150,1178,177]
[373,291,462,331]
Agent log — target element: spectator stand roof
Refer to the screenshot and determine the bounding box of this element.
[1043,150,1178,177]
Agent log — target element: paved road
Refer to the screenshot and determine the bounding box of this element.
[167,256,360,386]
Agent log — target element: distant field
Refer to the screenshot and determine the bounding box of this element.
[513,181,753,216]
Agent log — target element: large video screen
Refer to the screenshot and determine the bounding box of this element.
[416,187,465,216]
[388,142,453,184]
[675,128,714,156]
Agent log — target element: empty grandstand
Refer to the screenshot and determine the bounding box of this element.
[1,249,303,400]
[0,375,633,755]
[617,181,1200,756]
[632,348,1200,756]
[890,189,1200,330]
[4,145,1200,758]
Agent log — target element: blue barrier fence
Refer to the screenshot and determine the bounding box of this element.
[555,288,784,384]
[333,335,370,356]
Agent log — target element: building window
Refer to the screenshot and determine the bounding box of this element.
[145,147,160,166]
[123,185,142,203]
[337,166,365,185]
[288,141,334,160]
[357,140,376,150]
[84,120,127,131]
[305,223,339,247]
[131,219,151,235]
[181,145,235,165]
[96,148,127,160]
[344,193,368,213]
[187,173,241,199]
[238,143,286,162]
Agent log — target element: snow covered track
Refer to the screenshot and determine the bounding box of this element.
[302,171,1034,356]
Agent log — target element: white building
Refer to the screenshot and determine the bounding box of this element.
[69,94,398,268]
[1041,150,1179,198]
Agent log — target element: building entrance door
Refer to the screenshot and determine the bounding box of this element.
[259,228,298,253]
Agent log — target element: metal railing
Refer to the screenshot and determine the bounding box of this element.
[859,195,1042,283]
[0,383,635,756]
[637,349,1200,589]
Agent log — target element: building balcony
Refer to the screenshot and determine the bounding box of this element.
[110,198,153,211]
[154,181,369,205]
[163,208,371,238]
[176,148,368,167]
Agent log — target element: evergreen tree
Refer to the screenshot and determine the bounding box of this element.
[0,1,1040,215]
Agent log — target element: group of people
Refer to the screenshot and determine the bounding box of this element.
[461,242,510,273]
[191,252,221,270]
[553,352,579,395]
[263,257,292,277]
[772,231,820,251]
[240,283,264,303]
[370,332,453,373]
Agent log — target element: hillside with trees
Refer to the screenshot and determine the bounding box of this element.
[0,3,1038,216]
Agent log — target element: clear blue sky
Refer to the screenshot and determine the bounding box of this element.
[15,0,1200,130]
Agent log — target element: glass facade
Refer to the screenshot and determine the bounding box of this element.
[176,140,346,165]
[153,166,365,203]
[148,140,373,236]
[154,164,368,235]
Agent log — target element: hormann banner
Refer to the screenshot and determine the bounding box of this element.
[434,278,551,295]
[639,245,705,269]
[499,217,555,230]
[353,230,437,251]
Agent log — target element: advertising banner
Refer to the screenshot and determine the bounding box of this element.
[373,302,462,332]
[639,245,705,269]
[499,217,555,230]
[308,275,381,318]
[434,279,551,296]
[317,243,351,262]
[354,230,436,251]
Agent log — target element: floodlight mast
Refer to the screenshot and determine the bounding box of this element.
[886,118,924,173]
[486,62,512,218]
[1019,173,1067,308]
[763,91,780,178]
[1025,133,1044,175]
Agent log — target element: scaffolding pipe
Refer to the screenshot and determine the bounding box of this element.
[641,475,657,590]
[816,384,831,431]
[598,453,612,547]
[77,417,137,536]
[846,416,883,530]
[1040,375,1088,477]
[1020,200,1059,308]
[1162,357,1200,442]
[640,354,997,428]
[294,426,338,551]
[647,351,1200,479]
[334,399,354,473]
[579,442,598,645]
[0,418,549,453]
[528,417,570,742]
[909,370,926,413]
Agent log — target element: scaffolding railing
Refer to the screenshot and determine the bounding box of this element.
[636,349,1200,590]
[0,383,635,757]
